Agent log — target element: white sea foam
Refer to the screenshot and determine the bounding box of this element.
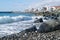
[0,20,34,37]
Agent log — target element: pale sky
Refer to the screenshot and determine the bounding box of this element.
[0,0,60,11]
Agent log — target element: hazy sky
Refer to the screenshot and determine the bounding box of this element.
[0,0,60,11]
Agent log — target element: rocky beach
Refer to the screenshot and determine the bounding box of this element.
[0,29,60,40]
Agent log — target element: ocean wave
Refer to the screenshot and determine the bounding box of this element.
[0,15,45,24]
[0,16,32,24]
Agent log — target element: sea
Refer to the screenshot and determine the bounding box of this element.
[0,12,43,38]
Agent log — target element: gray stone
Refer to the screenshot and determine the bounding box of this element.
[25,25,37,32]
[34,18,43,23]
[37,23,54,33]
[37,19,60,33]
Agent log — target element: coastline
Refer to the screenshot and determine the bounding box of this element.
[0,11,60,40]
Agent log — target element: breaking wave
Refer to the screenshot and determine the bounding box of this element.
[0,16,32,24]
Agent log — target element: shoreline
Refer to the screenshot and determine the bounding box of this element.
[0,29,60,40]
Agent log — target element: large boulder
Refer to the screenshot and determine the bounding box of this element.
[25,25,37,32]
[34,18,43,23]
[37,23,54,33]
[37,19,60,33]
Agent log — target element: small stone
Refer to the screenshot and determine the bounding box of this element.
[23,35,25,37]
[24,33,27,36]
[38,35,40,38]
[58,37,60,40]
[35,31,37,33]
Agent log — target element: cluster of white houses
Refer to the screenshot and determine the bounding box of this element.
[25,6,60,13]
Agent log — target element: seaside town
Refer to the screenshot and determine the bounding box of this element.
[25,6,60,15]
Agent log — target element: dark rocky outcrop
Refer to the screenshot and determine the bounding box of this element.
[34,18,43,23]
[37,23,55,33]
[25,25,37,32]
[37,19,60,33]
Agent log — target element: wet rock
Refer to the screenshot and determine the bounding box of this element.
[25,25,37,32]
[37,23,54,33]
[44,17,49,20]
[54,25,60,30]
[37,19,60,33]
[50,16,53,18]
[34,18,43,23]
[56,14,59,17]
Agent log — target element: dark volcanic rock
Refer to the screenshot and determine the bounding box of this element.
[34,18,43,23]
[25,25,37,32]
[55,25,60,30]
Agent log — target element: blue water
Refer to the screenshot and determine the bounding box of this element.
[0,12,35,24]
[0,12,35,16]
